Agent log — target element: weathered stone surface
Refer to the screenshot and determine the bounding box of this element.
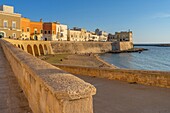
[1,39,96,113]
[51,41,113,54]
[55,65,170,88]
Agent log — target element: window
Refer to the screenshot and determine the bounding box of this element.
[12,21,16,29]
[27,28,30,32]
[48,31,51,34]
[3,20,8,28]
[22,29,24,32]
[44,31,47,34]
[41,30,43,34]
[52,31,54,34]
[61,33,63,37]
[34,29,37,34]
[13,33,16,38]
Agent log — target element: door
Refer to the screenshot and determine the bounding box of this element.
[0,32,4,38]
[34,35,38,40]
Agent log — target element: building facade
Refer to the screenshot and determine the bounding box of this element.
[68,27,88,41]
[95,29,108,42]
[43,22,56,41]
[21,18,43,40]
[21,18,30,40]
[114,31,133,42]
[111,31,133,51]
[56,23,68,41]
[87,32,99,41]
[30,20,43,40]
[0,5,21,39]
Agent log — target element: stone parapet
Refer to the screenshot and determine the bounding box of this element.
[54,64,170,88]
[0,39,96,113]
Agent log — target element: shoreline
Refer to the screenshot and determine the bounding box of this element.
[94,54,118,69]
[39,53,117,69]
[39,51,170,88]
[108,48,148,53]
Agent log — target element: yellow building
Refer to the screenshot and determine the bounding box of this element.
[115,31,133,42]
[111,31,134,51]
[68,27,88,41]
[0,5,21,39]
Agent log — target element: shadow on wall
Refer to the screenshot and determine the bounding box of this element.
[3,39,53,57]
[13,43,51,56]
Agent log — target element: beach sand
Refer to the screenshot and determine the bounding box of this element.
[39,53,117,69]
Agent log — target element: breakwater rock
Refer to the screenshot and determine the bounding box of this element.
[108,48,148,53]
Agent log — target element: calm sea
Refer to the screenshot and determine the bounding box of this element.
[99,46,170,71]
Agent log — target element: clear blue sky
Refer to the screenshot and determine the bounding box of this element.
[1,0,170,43]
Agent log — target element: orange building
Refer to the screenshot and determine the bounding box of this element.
[21,18,30,40]
[43,22,57,41]
[21,18,43,40]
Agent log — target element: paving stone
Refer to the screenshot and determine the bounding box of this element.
[0,44,32,113]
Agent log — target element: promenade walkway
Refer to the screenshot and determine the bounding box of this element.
[0,44,32,113]
[76,75,170,113]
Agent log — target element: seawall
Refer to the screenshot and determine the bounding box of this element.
[54,65,170,88]
[51,41,113,54]
[0,39,96,113]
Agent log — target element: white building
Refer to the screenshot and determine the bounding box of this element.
[95,29,108,42]
[87,31,99,41]
[56,22,68,41]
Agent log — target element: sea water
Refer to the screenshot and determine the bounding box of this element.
[99,46,170,71]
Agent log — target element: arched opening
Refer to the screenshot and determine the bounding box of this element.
[27,45,33,55]
[39,44,44,55]
[33,45,39,56]
[21,45,24,50]
[44,45,48,54]
[18,45,20,48]
[0,31,6,38]
[34,35,38,40]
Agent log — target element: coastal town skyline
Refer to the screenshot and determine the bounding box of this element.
[1,0,170,43]
[0,1,170,113]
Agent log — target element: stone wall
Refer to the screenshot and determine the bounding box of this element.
[112,41,133,51]
[0,39,96,113]
[51,41,113,54]
[54,65,170,88]
[3,38,54,56]
[119,42,133,51]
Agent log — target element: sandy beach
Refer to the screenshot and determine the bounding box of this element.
[39,53,117,69]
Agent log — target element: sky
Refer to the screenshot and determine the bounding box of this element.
[1,0,170,43]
